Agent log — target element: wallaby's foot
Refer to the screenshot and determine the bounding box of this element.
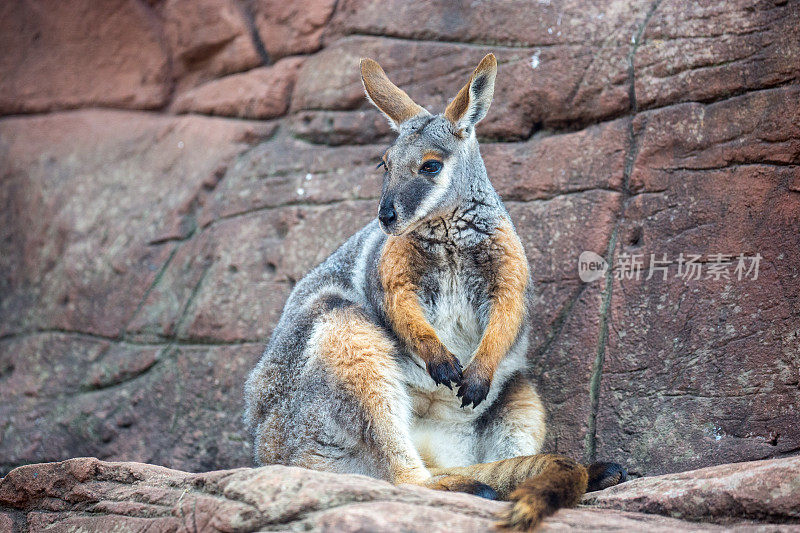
[424,474,499,500]
[457,364,491,408]
[425,349,463,389]
[586,461,628,492]
[496,455,587,530]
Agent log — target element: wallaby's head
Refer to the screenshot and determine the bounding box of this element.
[360,54,497,236]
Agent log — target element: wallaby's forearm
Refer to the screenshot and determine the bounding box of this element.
[473,221,529,371]
[380,235,463,387]
[458,218,530,406]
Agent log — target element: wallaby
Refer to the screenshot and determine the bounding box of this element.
[244,54,626,529]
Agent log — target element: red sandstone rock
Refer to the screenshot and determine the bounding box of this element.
[159,0,263,90]
[0,0,798,493]
[197,136,384,225]
[0,0,170,113]
[173,58,304,119]
[0,336,263,474]
[249,0,337,60]
[327,0,651,48]
[1,457,797,532]
[127,201,375,344]
[634,0,800,111]
[0,111,274,339]
[291,35,633,140]
[481,118,629,202]
[583,455,800,524]
[595,86,800,475]
[289,109,396,146]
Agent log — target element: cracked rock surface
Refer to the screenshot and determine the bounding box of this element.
[1,0,799,491]
[1,456,798,532]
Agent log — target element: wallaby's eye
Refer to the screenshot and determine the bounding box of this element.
[419,160,443,176]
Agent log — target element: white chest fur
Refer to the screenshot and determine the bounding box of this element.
[405,268,488,468]
[424,268,485,365]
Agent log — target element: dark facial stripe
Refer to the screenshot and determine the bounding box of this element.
[397,177,433,221]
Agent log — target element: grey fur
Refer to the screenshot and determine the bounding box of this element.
[244,58,545,480]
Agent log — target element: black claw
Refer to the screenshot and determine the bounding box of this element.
[427,356,462,388]
[456,376,489,409]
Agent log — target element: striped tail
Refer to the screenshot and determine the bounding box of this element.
[430,454,588,530]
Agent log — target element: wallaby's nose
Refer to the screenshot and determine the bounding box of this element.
[378,203,397,227]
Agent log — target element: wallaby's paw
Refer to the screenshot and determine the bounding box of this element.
[586,461,628,492]
[457,365,490,408]
[425,474,499,500]
[426,352,463,389]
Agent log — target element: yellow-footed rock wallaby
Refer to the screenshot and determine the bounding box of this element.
[244,53,626,529]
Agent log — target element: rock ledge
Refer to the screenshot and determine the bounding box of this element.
[1,456,798,532]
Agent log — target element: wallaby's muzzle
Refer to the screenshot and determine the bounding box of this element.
[378,195,399,234]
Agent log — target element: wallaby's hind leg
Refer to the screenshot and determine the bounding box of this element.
[314,306,498,498]
[312,306,431,484]
[496,455,588,529]
[499,460,627,528]
[431,454,588,528]
[476,373,547,463]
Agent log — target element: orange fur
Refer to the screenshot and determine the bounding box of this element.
[361,58,424,125]
[466,218,529,384]
[317,307,428,484]
[379,236,454,368]
[444,53,497,125]
[433,455,545,499]
[433,454,588,529]
[424,474,491,494]
[497,456,588,530]
[432,454,587,504]
[444,81,471,125]
[501,378,547,454]
[421,150,443,163]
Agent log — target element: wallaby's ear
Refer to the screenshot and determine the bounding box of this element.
[361,58,428,130]
[444,53,497,133]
